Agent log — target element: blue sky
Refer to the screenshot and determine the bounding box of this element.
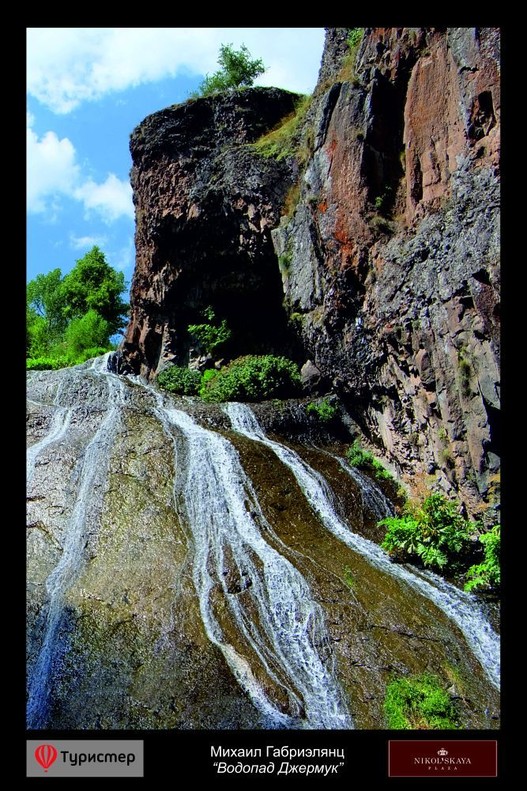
[27,28,325,291]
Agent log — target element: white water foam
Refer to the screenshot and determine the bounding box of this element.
[27,406,73,485]
[27,359,125,728]
[225,402,500,690]
[150,391,352,729]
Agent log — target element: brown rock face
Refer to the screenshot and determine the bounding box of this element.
[275,27,500,513]
[121,28,500,514]
[122,88,300,377]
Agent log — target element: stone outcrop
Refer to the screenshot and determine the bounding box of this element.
[121,28,500,514]
[122,87,301,377]
[274,27,500,514]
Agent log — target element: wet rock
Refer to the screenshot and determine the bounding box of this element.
[27,364,499,729]
[300,359,324,392]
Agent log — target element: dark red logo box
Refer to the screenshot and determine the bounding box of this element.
[388,740,497,778]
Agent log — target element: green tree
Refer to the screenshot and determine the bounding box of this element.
[63,309,111,359]
[61,246,128,335]
[27,306,51,358]
[193,44,265,98]
[27,268,67,337]
[27,246,128,369]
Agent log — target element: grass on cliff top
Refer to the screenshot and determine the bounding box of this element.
[251,95,312,163]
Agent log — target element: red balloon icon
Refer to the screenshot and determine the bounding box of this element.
[34,744,58,772]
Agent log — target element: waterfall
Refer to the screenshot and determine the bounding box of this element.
[337,459,394,521]
[224,402,500,690]
[27,406,72,485]
[27,358,125,728]
[150,391,352,729]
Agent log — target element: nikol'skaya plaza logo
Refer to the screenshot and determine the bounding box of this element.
[388,740,497,778]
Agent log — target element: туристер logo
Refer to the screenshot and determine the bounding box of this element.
[27,740,144,777]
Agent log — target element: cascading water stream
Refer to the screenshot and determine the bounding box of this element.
[26,369,84,485]
[148,389,352,729]
[26,406,72,485]
[224,403,500,690]
[27,356,125,728]
[336,459,395,521]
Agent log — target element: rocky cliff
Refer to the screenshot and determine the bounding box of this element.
[122,28,500,515]
[122,87,301,374]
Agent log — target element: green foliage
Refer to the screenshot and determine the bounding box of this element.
[278,251,293,272]
[191,43,265,98]
[346,440,394,481]
[63,310,110,359]
[373,186,394,216]
[347,28,364,49]
[157,366,202,396]
[380,493,473,572]
[27,310,52,358]
[61,246,128,335]
[252,95,312,163]
[27,268,67,336]
[26,356,71,371]
[384,674,459,730]
[457,347,472,396]
[465,525,500,591]
[188,307,231,354]
[26,246,128,369]
[343,566,355,590]
[334,28,364,84]
[200,355,301,402]
[306,399,337,423]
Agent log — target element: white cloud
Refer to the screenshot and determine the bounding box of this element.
[27,125,79,213]
[75,174,134,223]
[69,233,108,250]
[27,116,133,221]
[27,27,325,113]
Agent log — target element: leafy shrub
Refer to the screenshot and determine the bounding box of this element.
[157,366,202,395]
[384,674,458,729]
[26,347,111,370]
[347,28,364,49]
[465,525,500,591]
[191,44,265,98]
[200,355,301,402]
[306,399,337,423]
[347,439,393,481]
[188,307,231,354]
[380,493,473,572]
[26,356,71,371]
